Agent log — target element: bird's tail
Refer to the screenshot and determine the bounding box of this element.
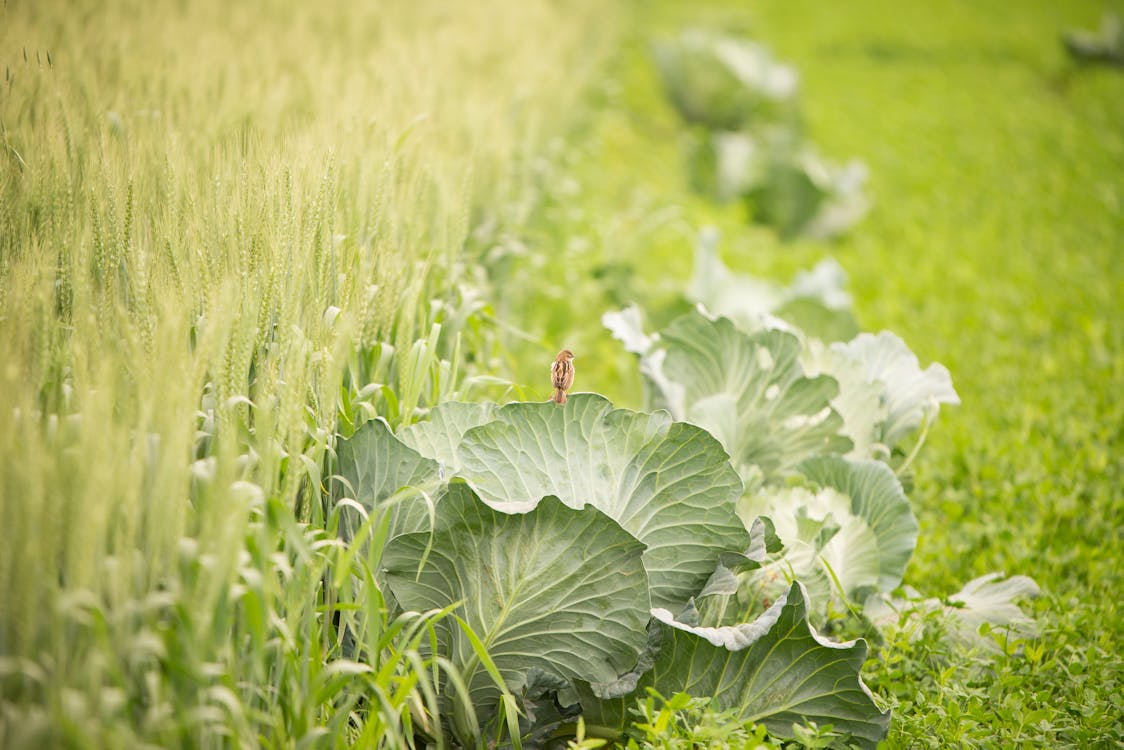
[551,388,567,405]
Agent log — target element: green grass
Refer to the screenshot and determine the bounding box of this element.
[494,0,1122,745]
[759,3,1124,745]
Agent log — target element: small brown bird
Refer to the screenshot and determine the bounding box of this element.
[550,349,575,405]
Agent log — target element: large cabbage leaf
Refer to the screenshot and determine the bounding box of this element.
[606,309,852,484]
[804,331,960,455]
[382,483,650,730]
[648,582,889,748]
[736,457,918,614]
[398,401,496,472]
[579,582,889,748]
[333,418,444,539]
[454,394,748,610]
[802,341,888,460]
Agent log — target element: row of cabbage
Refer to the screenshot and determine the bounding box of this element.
[328,27,1038,750]
[330,239,1036,747]
[654,29,870,240]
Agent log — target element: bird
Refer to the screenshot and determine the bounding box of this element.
[550,349,575,405]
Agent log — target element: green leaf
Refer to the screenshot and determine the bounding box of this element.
[807,331,960,452]
[865,573,1040,650]
[796,457,918,593]
[1063,13,1124,66]
[747,515,784,560]
[802,341,889,460]
[382,484,651,723]
[773,297,860,344]
[687,234,854,334]
[752,151,868,241]
[738,457,918,612]
[454,394,749,610]
[398,401,496,471]
[648,582,889,749]
[943,573,1040,643]
[334,418,444,539]
[747,158,827,240]
[639,311,852,482]
[652,30,800,132]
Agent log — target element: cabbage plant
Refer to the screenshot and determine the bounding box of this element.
[604,284,1035,655]
[653,30,799,131]
[334,395,890,747]
[654,28,869,240]
[604,305,853,487]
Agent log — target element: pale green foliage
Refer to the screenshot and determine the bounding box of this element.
[688,231,855,334]
[604,307,852,484]
[451,395,749,610]
[646,583,889,746]
[604,293,1036,657]
[737,458,919,618]
[803,332,961,459]
[605,270,1032,684]
[1063,12,1124,65]
[336,395,888,746]
[398,401,498,472]
[865,574,1041,651]
[334,417,444,543]
[385,485,651,740]
[653,30,800,131]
